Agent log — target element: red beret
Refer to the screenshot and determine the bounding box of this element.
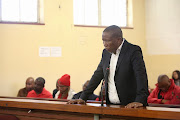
[58,74,70,86]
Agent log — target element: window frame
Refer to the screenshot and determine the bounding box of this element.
[73,0,133,28]
[0,0,44,25]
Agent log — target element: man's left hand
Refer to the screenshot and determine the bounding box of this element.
[125,102,143,108]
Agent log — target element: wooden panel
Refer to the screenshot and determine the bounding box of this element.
[0,107,94,120]
[0,97,180,120]
[102,105,180,120]
[148,103,180,108]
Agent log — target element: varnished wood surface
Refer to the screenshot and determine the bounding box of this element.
[0,96,180,120]
[148,103,180,108]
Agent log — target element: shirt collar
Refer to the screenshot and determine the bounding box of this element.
[40,88,46,95]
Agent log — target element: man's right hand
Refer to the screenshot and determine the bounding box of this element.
[67,99,86,105]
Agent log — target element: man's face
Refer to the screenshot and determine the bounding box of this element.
[58,83,68,93]
[34,80,44,93]
[102,32,120,54]
[26,78,34,92]
[158,80,171,92]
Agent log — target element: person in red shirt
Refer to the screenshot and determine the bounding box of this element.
[148,74,180,104]
[27,77,53,98]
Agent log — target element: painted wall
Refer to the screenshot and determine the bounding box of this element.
[1,0,178,97]
[145,0,180,88]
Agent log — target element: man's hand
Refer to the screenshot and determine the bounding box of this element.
[67,99,86,105]
[161,99,169,104]
[125,102,143,108]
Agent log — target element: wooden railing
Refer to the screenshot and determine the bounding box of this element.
[0,96,179,120]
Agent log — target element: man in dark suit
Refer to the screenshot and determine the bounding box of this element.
[68,25,149,108]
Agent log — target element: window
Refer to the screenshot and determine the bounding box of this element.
[73,0,129,27]
[0,0,44,24]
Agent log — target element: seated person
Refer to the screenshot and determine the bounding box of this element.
[72,80,98,100]
[17,77,34,97]
[172,70,180,86]
[55,74,76,100]
[148,74,180,104]
[27,77,53,98]
[52,80,59,98]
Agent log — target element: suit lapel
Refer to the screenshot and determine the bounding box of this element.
[106,52,111,68]
[115,40,128,72]
[104,51,111,83]
[104,51,111,104]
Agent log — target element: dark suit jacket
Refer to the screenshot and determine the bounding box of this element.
[72,91,98,100]
[80,40,149,106]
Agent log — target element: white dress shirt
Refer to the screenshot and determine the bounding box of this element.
[108,39,124,104]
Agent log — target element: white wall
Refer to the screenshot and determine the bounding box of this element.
[146,0,180,55]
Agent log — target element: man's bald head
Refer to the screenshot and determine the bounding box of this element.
[103,25,123,39]
[158,75,171,92]
[25,77,35,92]
[158,75,170,83]
[26,77,34,82]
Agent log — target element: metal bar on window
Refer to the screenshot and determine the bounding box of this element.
[126,0,128,27]
[0,0,2,21]
[37,0,40,23]
[19,0,21,22]
[98,0,101,26]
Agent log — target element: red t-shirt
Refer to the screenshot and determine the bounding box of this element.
[27,88,53,98]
